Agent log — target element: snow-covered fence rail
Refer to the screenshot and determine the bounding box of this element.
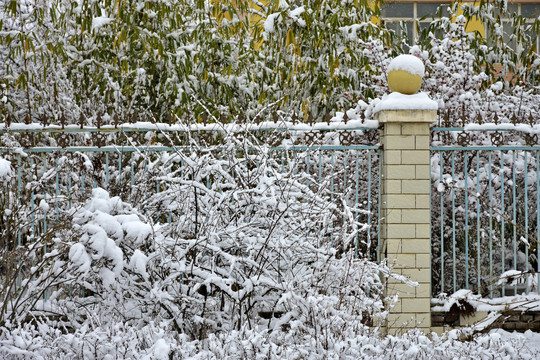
[431,127,540,300]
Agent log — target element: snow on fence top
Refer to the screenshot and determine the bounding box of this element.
[0,115,380,133]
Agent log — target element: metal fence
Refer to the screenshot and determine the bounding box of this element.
[431,128,540,298]
[0,124,383,283]
[6,122,540,301]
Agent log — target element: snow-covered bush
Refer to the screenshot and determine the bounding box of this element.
[414,1,540,126]
[0,128,395,357]
[3,128,537,358]
[1,315,539,358]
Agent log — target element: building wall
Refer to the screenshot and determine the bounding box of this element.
[380,1,540,50]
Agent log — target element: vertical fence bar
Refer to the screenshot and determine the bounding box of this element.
[536,150,540,294]
[513,150,518,294]
[318,151,323,248]
[43,156,48,302]
[318,151,322,184]
[55,159,59,220]
[344,151,348,190]
[118,150,123,188]
[106,153,110,187]
[451,151,456,293]
[343,150,349,254]
[377,148,382,263]
[501,150,505,297]
[17,156,22,286]
[440,150,445,294]
[68,168,72,298]
[131,153,135,188]
[306,149,311,246]
[367,150,373,257]
[330,151,335,247]
[43,155,48,220]
[464,152,469,290]
[525,151,529,294]
[17,155,22,226]
[355,152,360,259]
[30,157,35,238]
[476,151,481,293]
[306,152,310,188]
[537,151,540,295]
[488,151,493,298]
[293,152,298,176]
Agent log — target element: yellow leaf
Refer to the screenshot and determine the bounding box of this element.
[287,29,295,47]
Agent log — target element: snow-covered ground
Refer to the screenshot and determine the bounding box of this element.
[494,329,540,354]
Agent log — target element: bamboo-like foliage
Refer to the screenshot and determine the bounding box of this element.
[0,0,396,125]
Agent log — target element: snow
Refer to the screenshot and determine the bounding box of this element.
[39,199,50,213]
[0,119,378,133]
[373,92,438,113]
[520,330,540,353]
[464,122,540,134]
[94,211,124,241]
[432,289,540,313]
[85,188,122,214]
[3,133,540,359]
[0,157,12,183]
[289,6,305,18]
[150,339,170,359]
[92,17,115,30]
[130,250,149,280]
[3,1,540,357]
[68,243,91,274]
[121,220,153,245]
[264,13,280,34]
[387,54,425,77]
[99,267,116,288]
[83,223,110,258]
[289,6,306,27]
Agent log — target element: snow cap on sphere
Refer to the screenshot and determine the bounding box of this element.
[387,54,425,77]
[387,55,425,95]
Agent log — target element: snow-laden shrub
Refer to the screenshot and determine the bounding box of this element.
[0,130,392,352]
[414,4,540,127]
[0,319,538,359]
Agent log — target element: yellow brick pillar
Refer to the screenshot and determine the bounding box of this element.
[375,55,437,334]
[376,109,436,334]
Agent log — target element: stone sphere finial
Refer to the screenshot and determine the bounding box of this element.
[387,55,425,95]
